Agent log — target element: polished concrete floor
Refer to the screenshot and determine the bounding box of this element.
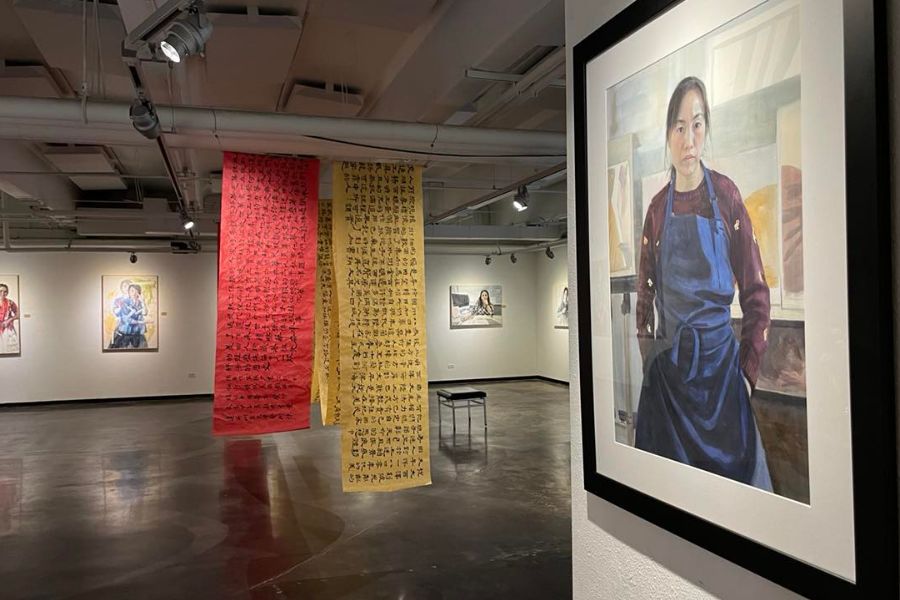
[0,380,571,600]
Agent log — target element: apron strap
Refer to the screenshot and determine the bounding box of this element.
[658,164,718,377]
[670,322,701,382]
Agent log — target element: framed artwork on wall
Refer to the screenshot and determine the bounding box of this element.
[554,282,569,329]
[449,284,503,329]
[102,275,159,352]
[0,274,21,356]
[573,0,896,597]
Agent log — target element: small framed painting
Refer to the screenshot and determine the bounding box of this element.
[449,284,503,329]
[102,275,159,351]
[0,275,21,356]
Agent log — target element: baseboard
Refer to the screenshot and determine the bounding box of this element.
[0,393,213,409]
[532,375,570,386]
[3,376,572,408]
[428,375,570,386]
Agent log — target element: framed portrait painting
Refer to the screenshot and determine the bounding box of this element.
[574,0,896,597]
[449,284,503,329]
[554,282,570,329]
[0,275,21,356]
[102,275,159,352]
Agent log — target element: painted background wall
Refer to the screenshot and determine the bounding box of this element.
[0,249,570,404]
[536,245,569,382]
[0,252,217,404]
[425,252,540,382]
[566,0,900,598]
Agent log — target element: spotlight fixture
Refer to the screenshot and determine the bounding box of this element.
[510,253,518,264]
[129,99,161,140]
[545,247,555,259]
[485,256,492,265]
[129,252,138,264]
[182,214,195,230]
[512,185,529,212]
[159,9,213,64]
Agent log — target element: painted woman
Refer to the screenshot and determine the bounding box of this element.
[634,76,773,490]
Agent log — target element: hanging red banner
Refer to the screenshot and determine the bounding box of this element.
[213,152,319,435]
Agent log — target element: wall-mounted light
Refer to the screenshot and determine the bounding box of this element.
[510,253,518,264]
[512,185,529,212]
[545,247,555,259]
[129,252,138,264]
[485,256,492,265]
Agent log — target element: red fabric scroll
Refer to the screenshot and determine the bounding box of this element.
[213,152,319,435]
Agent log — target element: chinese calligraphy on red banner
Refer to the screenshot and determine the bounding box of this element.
[214,152,319,435]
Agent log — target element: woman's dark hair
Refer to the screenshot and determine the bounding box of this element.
[665,76,711,147]
[477,289,492,309]
[0,284,7,293]
[128,283,142,296]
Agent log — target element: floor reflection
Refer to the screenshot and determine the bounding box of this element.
[0,382,571,599]
[220,439,346,593]
[102,449,160,529]
[0,458,22,535]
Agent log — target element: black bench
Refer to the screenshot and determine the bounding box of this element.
[436,386,487,436]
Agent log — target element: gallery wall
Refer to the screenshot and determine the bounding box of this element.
[535,245,569,382]
[0,246,568,404]
[425,252,540,382]
[565,0,811,598]
[0,252,217,404]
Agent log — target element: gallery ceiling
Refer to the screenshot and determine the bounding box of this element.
[0,0,567,252]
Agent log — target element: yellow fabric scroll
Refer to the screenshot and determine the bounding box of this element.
[332,161,431,492]
[313,197,342,423]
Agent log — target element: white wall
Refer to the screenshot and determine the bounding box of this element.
[425,252,539,381]
[565,1,803,597]
[536,245,569,382]
[0,252,217,404]
[1,246,566,403]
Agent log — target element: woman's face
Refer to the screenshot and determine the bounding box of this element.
[128,287,139,300]
[668,88,707,182]
[480,291,489,303]
[0,287,7,300]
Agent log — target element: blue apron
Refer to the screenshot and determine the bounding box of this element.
[635,166,771,489]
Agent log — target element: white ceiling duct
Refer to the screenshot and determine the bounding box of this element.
[0,96,566,165]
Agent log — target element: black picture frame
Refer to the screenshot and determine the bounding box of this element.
[573,1,897,597]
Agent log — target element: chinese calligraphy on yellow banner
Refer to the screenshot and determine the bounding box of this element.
[314,197,342,424]
[332,161,431,492]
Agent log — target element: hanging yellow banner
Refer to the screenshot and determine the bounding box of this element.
[314,197,342,423]
[313,198,333,410]
[332,161,431,492]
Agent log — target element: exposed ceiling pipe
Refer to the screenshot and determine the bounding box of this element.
[0,171,170,180]
[1,237,217,252]
[465,46,566,127]
[0,97,566,163]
